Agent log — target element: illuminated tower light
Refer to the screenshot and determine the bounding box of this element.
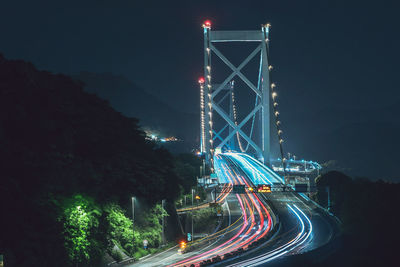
[203,20,212,29]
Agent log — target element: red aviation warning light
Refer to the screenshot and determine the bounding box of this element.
[202,20,212,29]
[198,77,205,84]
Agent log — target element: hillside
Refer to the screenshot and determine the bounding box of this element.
[74,72,198,148]
[0,54,191,266]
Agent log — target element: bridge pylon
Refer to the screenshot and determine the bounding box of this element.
[199,20,274,169]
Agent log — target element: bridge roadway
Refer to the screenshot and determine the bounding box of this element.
[215,153,338,266]
[127,153,337,267]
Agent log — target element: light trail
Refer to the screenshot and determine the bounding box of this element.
[225,204,313,267]
[170,155,272,267]
[164,153,316,267]
[225,153,282,185]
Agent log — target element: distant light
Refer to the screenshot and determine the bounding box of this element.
[198,77,205,84]
[203,20,212,29]
[180,241,186,249]
[272,92,277,98]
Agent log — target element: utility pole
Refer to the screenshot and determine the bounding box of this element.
[191,188,194,242]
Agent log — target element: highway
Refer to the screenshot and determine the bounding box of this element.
[127,153,337,267]
[216,153,337,266]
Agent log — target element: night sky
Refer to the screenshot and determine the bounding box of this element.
[1,0,399,180]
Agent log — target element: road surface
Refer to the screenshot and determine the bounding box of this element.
[126,153,338,267]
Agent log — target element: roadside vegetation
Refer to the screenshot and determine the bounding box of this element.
[0,55,198,266]
[193,207,220,233]
[305,171,400,266]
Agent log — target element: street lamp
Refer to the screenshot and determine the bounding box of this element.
[191,188,195,242]
[131,196,136,234]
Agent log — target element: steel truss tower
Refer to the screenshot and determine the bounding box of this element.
[200,21,273,168]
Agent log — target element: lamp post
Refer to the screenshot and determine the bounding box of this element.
[131,196,136,242]
[191,188,194,242]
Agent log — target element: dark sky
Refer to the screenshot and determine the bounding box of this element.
[1,0,400,179]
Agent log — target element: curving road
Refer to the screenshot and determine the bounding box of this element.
[127,153,338,267]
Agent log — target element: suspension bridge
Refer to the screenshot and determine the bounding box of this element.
[128,20,337,267]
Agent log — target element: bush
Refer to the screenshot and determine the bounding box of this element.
[133,247,149,260]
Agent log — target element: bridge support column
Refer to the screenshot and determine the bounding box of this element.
[261,25,271,166]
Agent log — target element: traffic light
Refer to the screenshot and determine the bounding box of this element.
[187,233,192,242]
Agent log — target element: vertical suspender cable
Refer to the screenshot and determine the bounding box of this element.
[263,25,287,179]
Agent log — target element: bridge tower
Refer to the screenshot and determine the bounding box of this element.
[200,21,280,169]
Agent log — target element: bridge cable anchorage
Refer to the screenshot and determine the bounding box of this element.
[262,23,288,180]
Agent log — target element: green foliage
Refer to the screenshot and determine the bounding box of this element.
[136,204,168,249]
[104,203,134,253]
[60,195,102,264]
[110,248,123,262]
[193,207,218,232]
[133,248,148,261]
[0,55,185,266]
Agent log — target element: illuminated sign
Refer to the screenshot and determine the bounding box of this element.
[257,185,272,193]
